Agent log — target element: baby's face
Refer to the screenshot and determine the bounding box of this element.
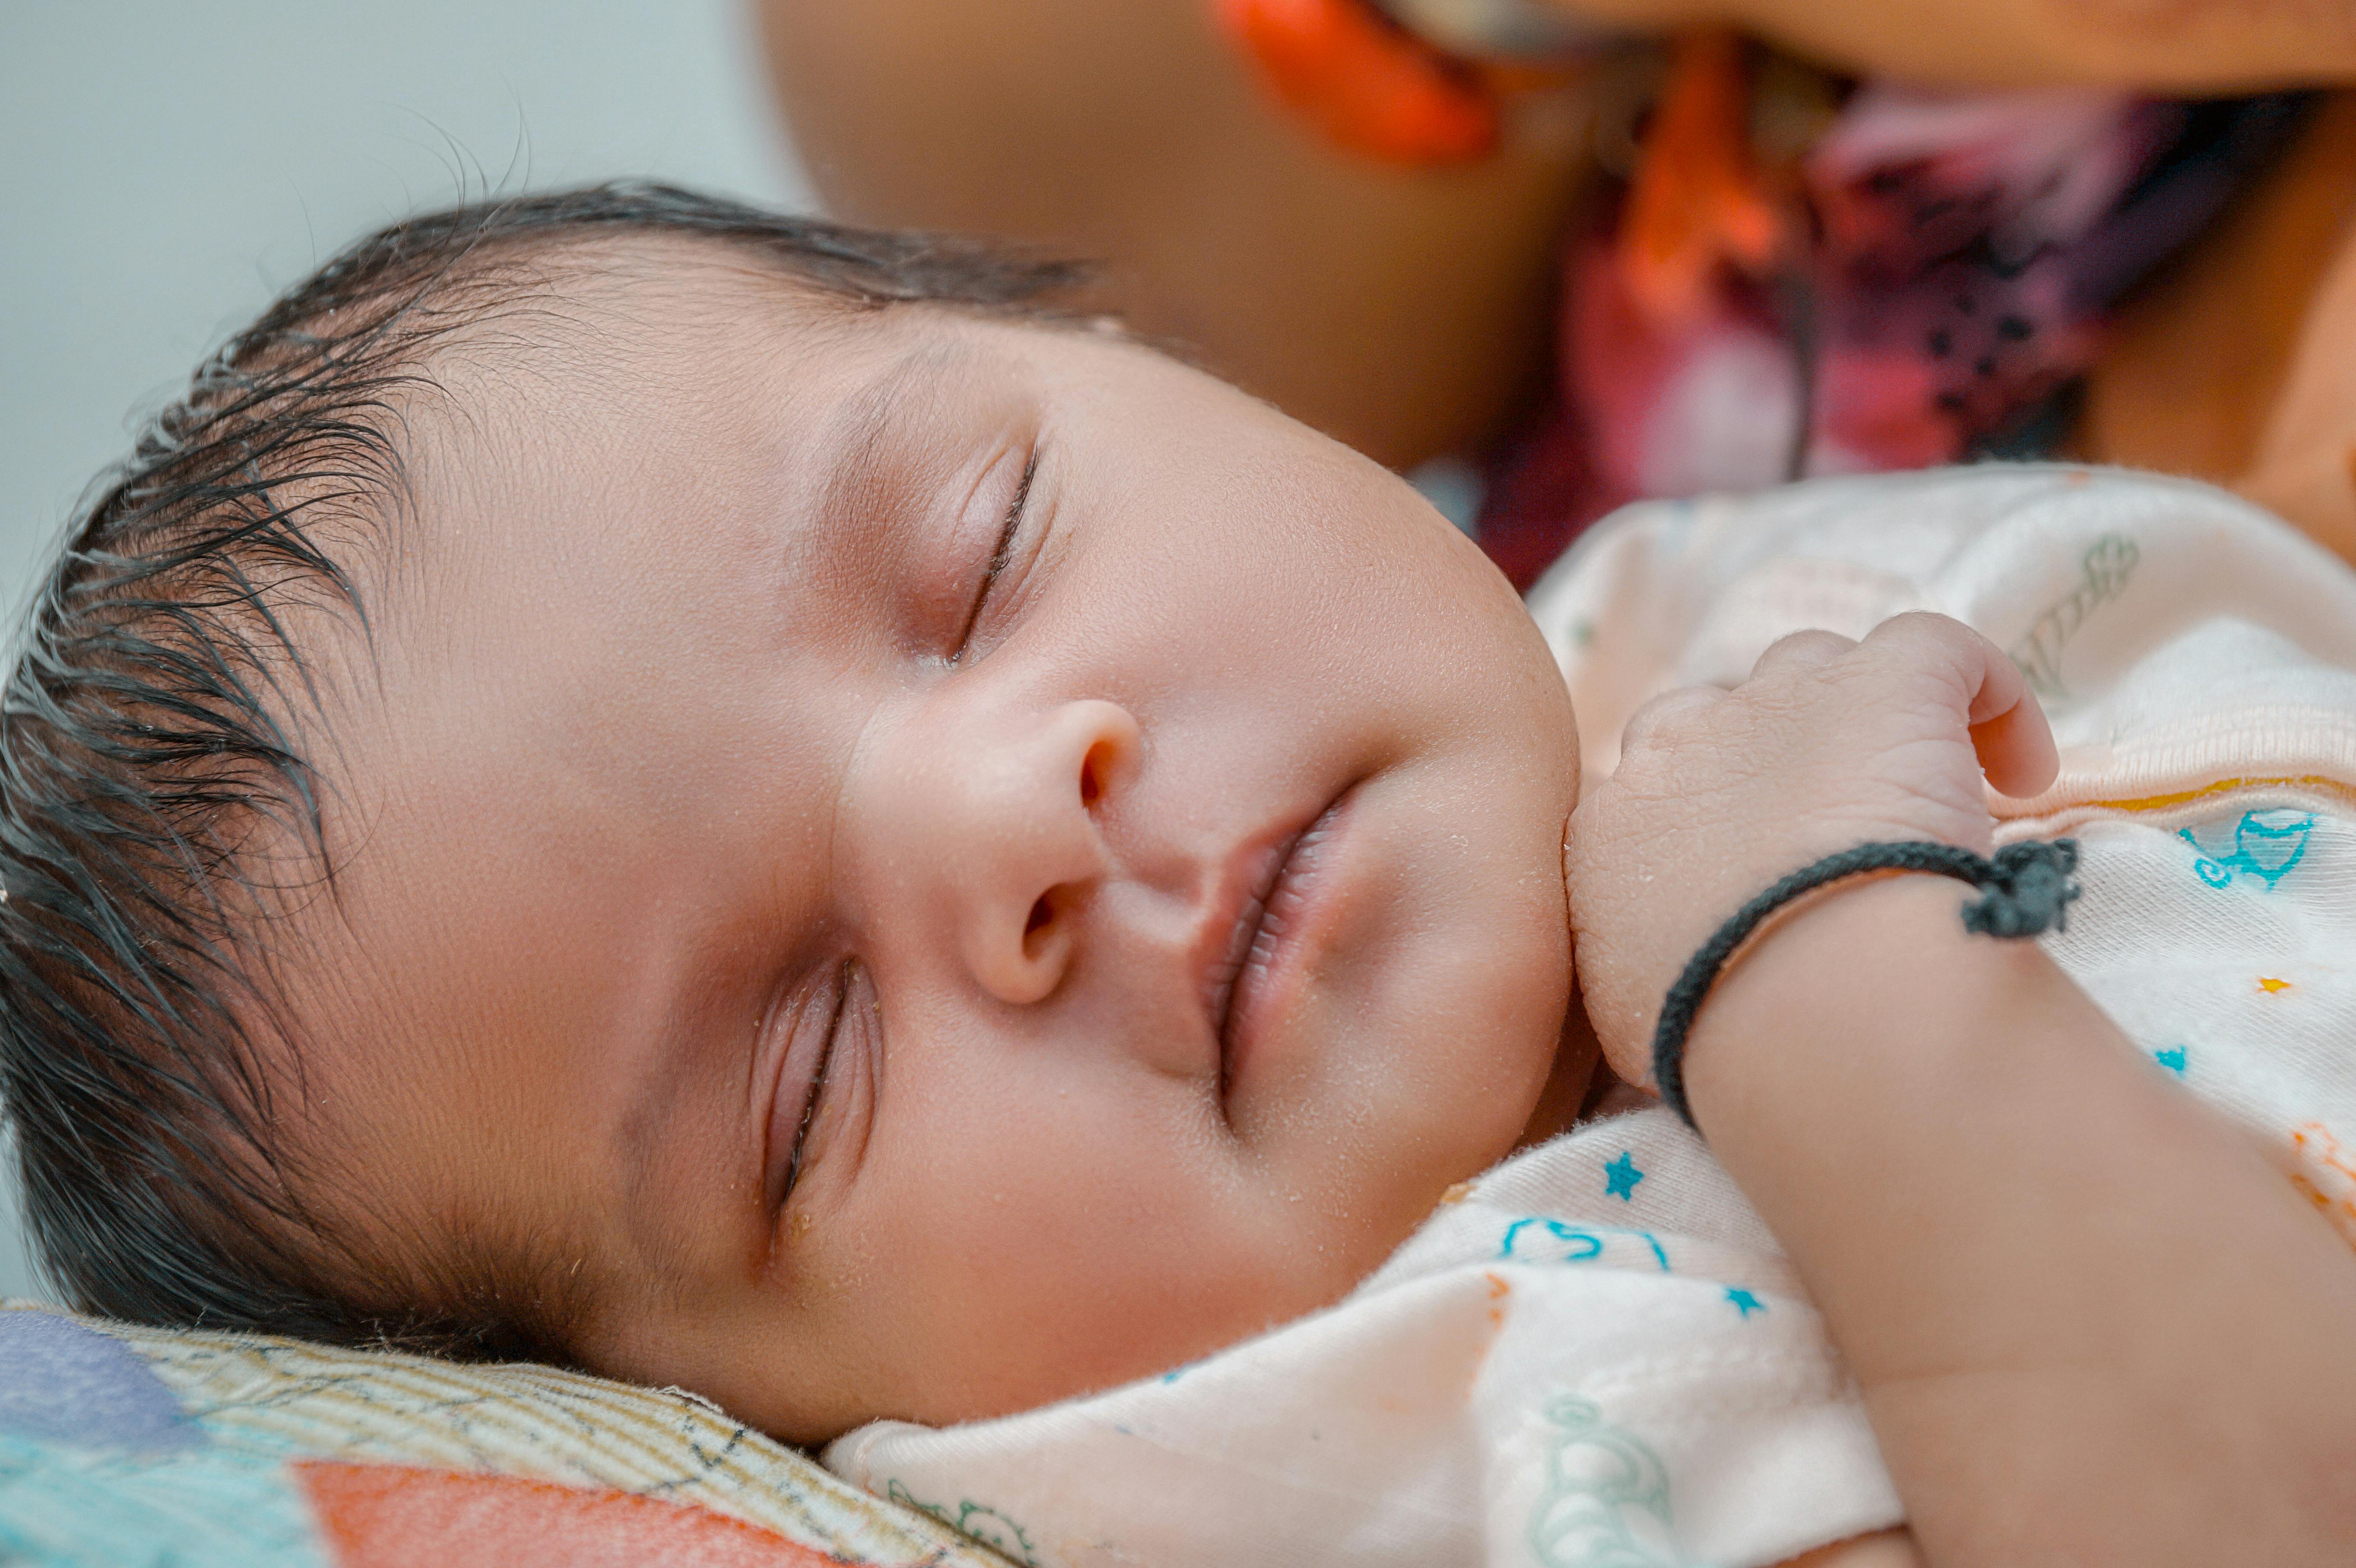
[307,251,1583,1442]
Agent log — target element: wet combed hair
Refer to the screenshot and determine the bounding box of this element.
[0,183,1081,1356]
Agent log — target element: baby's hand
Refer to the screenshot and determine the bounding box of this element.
[1568,612,2058,1085]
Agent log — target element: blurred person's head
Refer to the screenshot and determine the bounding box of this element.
[3,185,1588,1442]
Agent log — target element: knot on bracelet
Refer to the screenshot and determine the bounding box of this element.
[1959,838,2081,938]
[1650,837,2081,1134]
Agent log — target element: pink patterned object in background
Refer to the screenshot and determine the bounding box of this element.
[1478,72,2309,588]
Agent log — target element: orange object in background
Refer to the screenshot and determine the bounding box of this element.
[1217,6,1787,313]
[1214,0,1499,164]
[1616,29,1792,326]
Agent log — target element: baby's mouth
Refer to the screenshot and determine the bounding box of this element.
[1205,787,1355,1106]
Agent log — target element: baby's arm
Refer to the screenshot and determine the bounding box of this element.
[1569,616,2356,1565]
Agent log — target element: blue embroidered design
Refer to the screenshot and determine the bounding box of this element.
[1528,1397,1677,1568]
[2154,1046,2188,1075]
[2181,810,2315,891]
[1502,1219,1603,1264]
[1499,1219,1673,1272]
[1725,1287,1765,1318]
[1602,1152,1644,1201]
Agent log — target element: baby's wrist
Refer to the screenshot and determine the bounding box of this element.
[1675,871,2040,1133]
[1599,833,2068,1109]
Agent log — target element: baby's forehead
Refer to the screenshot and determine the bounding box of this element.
[418,263,1052,552]
[426,243,1042,515]
[386,259,891,575]
[504,231,1061,375]
[442,236,882,409]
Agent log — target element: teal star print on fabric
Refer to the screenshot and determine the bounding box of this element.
[1725,1287,1764,1318]
[2154,1046,2188,1075]
[1603,1151,1644,1201]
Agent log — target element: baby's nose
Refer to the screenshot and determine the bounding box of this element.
[927,699,1140,1006]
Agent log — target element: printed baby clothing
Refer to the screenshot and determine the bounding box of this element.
[829,1115,1891,1568]
[826,465,2356,1568]
[1533,465,2356,1252]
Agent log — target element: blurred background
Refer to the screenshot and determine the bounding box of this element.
[0,0,813,1300]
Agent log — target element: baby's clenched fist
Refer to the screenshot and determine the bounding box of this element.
[1566,611,2059,1086]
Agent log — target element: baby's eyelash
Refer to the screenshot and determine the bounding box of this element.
[951,446,1039,661]
[988,449,1039,582]
[781,962,852,1202]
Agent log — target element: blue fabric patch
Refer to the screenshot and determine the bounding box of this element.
[0,1432,323,1568]
[0,1311,196,1451]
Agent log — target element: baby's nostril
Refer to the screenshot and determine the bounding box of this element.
[1079,743,1108,809]
[1024,894,1054,950]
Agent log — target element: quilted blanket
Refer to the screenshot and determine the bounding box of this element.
[0,1302,1010,1567]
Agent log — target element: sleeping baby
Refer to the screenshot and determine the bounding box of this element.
[7,185,2355,1568]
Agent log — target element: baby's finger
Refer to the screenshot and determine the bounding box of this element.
[1619,685,1723,754]
[1749,628,1856,681]
[1967,660,2059,800]
[1864,613,2059,798]
[1943,623,2059,798]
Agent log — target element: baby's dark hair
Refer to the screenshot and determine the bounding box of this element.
[0,183,1079,1355]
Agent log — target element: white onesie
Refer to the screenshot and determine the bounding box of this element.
[824,466,2356,1568]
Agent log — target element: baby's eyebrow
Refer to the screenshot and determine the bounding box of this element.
[808,338,984,548]
[608,958,767,1290]
[611,1009,701,1260]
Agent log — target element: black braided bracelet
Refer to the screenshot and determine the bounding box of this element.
[1650,838,2081,1133]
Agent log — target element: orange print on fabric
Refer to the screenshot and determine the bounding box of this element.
[295,1461,842,1568]
[2259,976,2295,993]
[2288,1123,2356,1249]
[2089,776,2352,814]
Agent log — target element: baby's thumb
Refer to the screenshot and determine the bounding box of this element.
[1868,613,2059,800]
[1962,638,2058,800]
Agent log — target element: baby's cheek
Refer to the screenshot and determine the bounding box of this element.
[840,1097,1333,1425]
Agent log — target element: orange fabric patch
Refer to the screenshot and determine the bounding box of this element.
[295,1461,841,1568]
[2260,976,2295,993]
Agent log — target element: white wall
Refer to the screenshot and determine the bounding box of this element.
[0,0,813,1301]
